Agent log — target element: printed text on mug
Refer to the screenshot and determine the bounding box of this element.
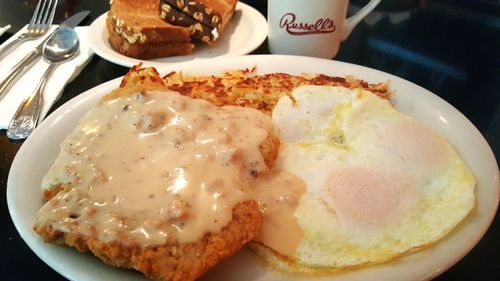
[279,13,336,35]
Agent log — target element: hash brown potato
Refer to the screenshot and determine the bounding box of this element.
[117,64,391,114]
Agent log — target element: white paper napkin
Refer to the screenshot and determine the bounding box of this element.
[0,25,11,37]
[0,25,94,129]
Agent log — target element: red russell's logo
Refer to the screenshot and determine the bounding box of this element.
[279,13,336,35]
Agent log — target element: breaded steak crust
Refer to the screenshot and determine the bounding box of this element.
[34,200,261,281]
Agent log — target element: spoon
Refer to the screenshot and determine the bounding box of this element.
[7,27,80,140]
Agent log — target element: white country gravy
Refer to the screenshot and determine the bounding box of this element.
[36,90,305,252]
[251,171,305,255]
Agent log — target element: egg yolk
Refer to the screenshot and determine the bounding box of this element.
[323,166,420,228]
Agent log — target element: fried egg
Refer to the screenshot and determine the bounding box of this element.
[264,85,475,271]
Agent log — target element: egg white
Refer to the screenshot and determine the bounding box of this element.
[267,85,475,270]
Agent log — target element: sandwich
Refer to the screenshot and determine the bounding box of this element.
[159,0,238,44]
[107,0,195,59]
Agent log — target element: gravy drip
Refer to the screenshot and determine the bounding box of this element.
[36,91,273,246]
[251,171,306,255]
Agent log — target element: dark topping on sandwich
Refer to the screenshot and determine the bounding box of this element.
[160,2,218,42]
[162,0,222,29]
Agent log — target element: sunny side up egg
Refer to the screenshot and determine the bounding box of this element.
[268,85,475,271]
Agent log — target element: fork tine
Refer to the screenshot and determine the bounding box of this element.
[33,0,48,30]
[28,0,43,29]
[37,0,51,31]
[44,0,58,31]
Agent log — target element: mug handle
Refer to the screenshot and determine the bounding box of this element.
[342,0,381,41]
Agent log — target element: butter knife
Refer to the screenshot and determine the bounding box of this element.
[0,11,89,102]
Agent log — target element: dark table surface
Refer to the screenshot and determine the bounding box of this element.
[1,0,499,280]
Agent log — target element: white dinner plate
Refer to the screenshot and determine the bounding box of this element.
[7,55,499,281]
[87,2,267,68]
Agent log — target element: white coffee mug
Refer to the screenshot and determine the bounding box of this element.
[268,0,381,59]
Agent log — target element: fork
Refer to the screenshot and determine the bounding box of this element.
[0,0,58,59]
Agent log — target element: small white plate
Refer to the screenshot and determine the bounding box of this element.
[7,55,499,281]
[87,2,268,67]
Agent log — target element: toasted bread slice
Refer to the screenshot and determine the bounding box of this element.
[109,0,191,43]
[107,18,194,59]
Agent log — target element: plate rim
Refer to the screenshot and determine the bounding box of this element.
[7,54,500,281]
[87,2,268,68]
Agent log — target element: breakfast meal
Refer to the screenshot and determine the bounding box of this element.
[33,65,476,280]
[106,0,238,59]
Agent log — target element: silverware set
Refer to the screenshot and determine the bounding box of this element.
[7,27,81,140]
[0,0,89,140]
